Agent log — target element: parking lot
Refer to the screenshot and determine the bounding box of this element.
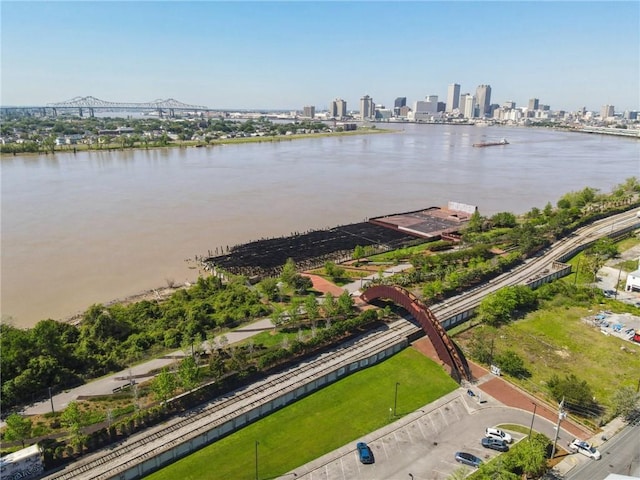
[280,386,564,480]
[585,310,640,344]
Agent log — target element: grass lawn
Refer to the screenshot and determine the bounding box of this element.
[146,347,457,480]
[456,305,640,412]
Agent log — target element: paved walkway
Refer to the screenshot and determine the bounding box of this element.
[16,317,275,417]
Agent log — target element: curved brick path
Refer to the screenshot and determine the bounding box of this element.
[412,337,593,439]
[308,274,596,442]
[303,273,347,296]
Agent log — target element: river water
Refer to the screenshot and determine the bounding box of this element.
[2,124,639,328]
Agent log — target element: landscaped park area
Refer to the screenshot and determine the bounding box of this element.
[145,348,458,480]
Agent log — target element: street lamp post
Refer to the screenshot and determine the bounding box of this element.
[528,402,537,439]
[394,382,400,417]
[255,441,259,480]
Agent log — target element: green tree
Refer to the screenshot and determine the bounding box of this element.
[490,211,517,228]
[322,292,338,318]
[324,261,345,282]
[353,245,365,261]
[304,294,320,324]
[3,413,33,447]
[468,327,497,364]
[178,356,200,392]
[152,368,177,406]
[271,303,286,329]
[337,290,354,316]
[611,386,640,418]
[287,297,303,326]
[208,351,226,382]
[513,432,549,478]
[280,258,297,287]
[547,374,598,416]
[589,237,619,259]
[258,277,280,301]
[495,350,530,378]
[466,209,484,233]
[61,401,86,453]
[291,274,313,294]
[477,285,536,326]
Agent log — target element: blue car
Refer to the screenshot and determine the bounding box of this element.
[455,451,483,468]
[357,442,374,464]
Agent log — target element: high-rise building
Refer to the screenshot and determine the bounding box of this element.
[446,83,460,112]
[601,105,615,119]
[475,84,491,116]
[360,95,374,119]
[503,101,516,109]
[463,94,477,118]
[393,97,406,116]
[463,95,476,119]
[459,93,470,117]
[302,106,315,119]
[329,98,347,118]
[528,98,539,111]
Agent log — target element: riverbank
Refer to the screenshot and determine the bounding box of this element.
[0,126,392,158]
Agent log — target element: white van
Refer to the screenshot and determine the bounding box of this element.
[485,427,513,444]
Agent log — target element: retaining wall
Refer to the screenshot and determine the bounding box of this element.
[113,339,407,480]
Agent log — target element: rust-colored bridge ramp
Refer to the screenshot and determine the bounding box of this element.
[361,285,471,382]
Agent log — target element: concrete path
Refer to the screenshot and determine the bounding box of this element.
[18,317,274,417]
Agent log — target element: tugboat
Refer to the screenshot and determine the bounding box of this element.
[473,138,509,147]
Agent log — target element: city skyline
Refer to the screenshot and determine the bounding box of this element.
[1,1,638,112]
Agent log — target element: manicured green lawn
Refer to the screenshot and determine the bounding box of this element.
[146,347,457,480]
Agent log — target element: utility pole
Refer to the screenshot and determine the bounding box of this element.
[528,402,537,439]
[614,267,623,299]
[551,397,565,459]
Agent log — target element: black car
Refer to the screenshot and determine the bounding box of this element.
[481,437,509,452]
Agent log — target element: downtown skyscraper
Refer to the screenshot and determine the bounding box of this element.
[446,83,460,112]
[475,84,491,117]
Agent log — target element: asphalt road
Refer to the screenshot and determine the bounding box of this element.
[564,422,640,479]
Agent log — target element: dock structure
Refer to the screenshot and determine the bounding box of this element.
[203,203,473,279]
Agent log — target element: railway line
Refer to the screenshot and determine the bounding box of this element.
[43,321,416,480]
[42,209,640,480]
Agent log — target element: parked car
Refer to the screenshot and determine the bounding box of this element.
[481,437,509,452]
[568,439,601,460]
[357,442,374,464]
[485,427,513,444]
[455,451,483,468]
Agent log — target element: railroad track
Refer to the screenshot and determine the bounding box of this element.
[43,321,416,480]
[43,209,640,480]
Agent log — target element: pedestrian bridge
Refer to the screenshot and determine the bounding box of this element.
[361,285,471,381]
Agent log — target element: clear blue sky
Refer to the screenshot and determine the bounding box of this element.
[2,1,638,112]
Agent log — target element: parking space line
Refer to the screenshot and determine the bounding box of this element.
[416,416,427,439]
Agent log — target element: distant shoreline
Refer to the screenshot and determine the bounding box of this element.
[0,127,393,158]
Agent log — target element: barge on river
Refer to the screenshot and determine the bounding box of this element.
[473,138,509,147]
